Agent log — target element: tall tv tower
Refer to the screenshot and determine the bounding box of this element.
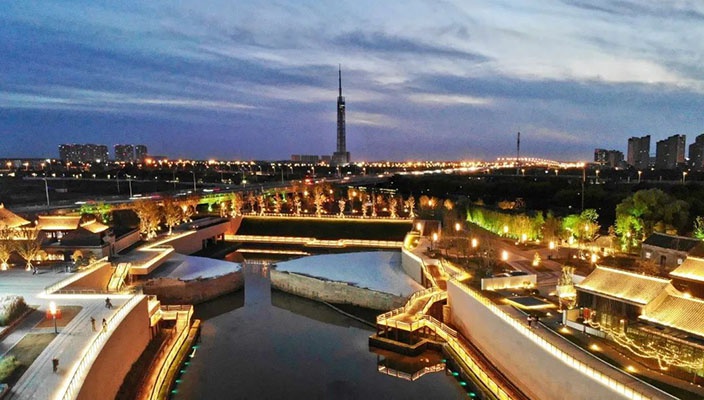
[332,65,350,164]
[516,131,521,176]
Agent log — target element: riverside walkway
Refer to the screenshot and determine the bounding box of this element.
[0,267,136,400]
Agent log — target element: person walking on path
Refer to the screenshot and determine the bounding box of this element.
[102,318,107,333]
[90,317,96,332]
[52,358,59,373]
[105,297,112,309]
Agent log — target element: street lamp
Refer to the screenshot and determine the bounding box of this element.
[455,222,461,232]
[43,177,50,206]
[595,169,600,183]
[192,171,197,191]
[432,232,438,251]
[683,171,688,184]
[49,301,58,334]
[637,170,642,183]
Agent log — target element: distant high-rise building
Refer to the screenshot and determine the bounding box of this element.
[655,134,686,170]
[114,144,135,162]
[135,145,148,161]
[595,149,624,168]
[594,149,608,164]
[332,66,350,165]
[291,155,319,163]
[58,144,108,163]
[689,134,704,171]
[627,135,650,170]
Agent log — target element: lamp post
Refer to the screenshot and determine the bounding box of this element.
[128,176,133,198]
[49,301,58,334]
[637,170,642,183]
[43,177,50,207]
[432,232,438,251]
[683,171,688,184]
[192,171,196,191]
[595,169,600,184]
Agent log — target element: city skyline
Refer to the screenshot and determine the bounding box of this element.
[2,1,704,161]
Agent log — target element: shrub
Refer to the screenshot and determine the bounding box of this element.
[0,296,29,327]
[0,356,20,382]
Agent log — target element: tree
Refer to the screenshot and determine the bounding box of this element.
[0,227,15,270]
[313,184,326,217]
[256,195,265,216]
[230,192,244,216]
[542,211,563,242]
[389,196,398,219]
[162,198,183,235]
[15,227,42,273]
[133,199,161,239]
[693,216,704,239]
[404,196,416,218]
[615,188,689,248]
[178,195,199,223]
[247,192,257,214]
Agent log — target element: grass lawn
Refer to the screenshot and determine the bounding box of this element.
[2,333,57,386]
[35,306,82,328]
[237,217,411,241]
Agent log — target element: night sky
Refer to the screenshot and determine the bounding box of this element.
[1,1,703,161]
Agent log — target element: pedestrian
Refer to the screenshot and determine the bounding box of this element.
[105,297,112,309]
[90,316,96,332]
[102,318,107,333]
[526,315,532,327]
[52,358,59,373]
[535,315,540,328]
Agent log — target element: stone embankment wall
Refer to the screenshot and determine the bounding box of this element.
[270,270,406,311]
[143,271,244,304]
[447,280,635,400]
[77,296,150,400]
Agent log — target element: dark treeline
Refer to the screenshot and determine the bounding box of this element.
[378,173,704,234]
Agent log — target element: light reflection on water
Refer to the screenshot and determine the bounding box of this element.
[173,263,468,400]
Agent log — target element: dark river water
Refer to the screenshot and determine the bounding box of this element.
[173,263,472,400]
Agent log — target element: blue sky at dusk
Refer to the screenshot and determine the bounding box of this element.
[1,1,703,161]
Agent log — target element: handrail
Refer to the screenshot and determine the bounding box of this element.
[150,308,193,400]
[59,295,143,400]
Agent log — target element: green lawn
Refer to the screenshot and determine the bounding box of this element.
[2,333,57,386]
[237,217,411,241]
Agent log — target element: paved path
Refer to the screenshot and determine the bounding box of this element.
[0,267,132,400]
[7,298,127,400]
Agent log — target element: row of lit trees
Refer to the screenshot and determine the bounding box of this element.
[0,227,44,272]
[215,183,446,219]
[132,195,199,239]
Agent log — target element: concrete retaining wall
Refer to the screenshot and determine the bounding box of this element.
[401,248,423,284]
[77,297,150,400]
[447,280,631,400]
[166,222,229,254]
[65,262,112,291]
[113,229,140,254]
[270,269,406,311]
[143,271,244,304]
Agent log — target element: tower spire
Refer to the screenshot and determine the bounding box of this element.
[338,64,342,97]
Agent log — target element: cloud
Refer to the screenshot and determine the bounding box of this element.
[408,93,493,107]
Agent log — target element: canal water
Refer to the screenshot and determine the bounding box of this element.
[173,263,473,399]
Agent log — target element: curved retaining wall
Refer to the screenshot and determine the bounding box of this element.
[76,297,150,400]
[143,271,244,304]
[270,269,406,311]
